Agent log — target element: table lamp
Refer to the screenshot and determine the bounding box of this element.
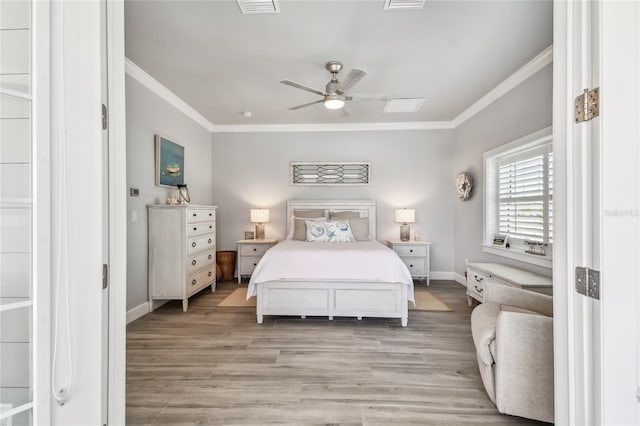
[395,208,415,241]
[250,208,270,240]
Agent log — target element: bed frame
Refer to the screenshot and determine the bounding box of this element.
[256,200,409,327]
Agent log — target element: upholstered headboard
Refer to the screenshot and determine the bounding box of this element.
[286,199,377,240]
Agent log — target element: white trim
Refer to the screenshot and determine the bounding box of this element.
[211,121,454,133]
[126,301,150,324]
[552,1,571,423]
[126,46,551,134]
[124,57,216,132]
[429,271,455,281]
[451,45,553,128]
[482,244,553,268]
[33,0,52,423]
[108,2,127,424]
[453,272,467,286]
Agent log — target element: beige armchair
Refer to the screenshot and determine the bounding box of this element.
[471,281,554,423]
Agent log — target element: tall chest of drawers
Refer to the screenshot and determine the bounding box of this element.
[148,205,217,312]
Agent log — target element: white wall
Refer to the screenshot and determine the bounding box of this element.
[210,130,456,274]
[126,75,214,310]
[452,63,553,277]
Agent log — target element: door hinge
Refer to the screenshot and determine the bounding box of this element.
[575,266,600,299]
[101,103,108,130]
[102,263,109,290]
[574,87,599,123]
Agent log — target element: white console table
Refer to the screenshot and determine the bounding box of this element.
[466,262,552,306]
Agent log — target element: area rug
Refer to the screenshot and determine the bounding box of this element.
[217,288,256,307]
[218,288,452,312]
[410,291,452,312]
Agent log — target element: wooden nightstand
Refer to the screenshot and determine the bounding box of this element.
[236,239,277,284]
[387,240,431,285]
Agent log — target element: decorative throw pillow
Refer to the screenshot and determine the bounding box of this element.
[305,220,329,242]
[326,220,356,242]
[291,217,325,240]
[330,211,361,220]
[348,217,370,241]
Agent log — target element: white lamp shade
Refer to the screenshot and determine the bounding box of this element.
[250,208,270,223]
[395,208,415,224]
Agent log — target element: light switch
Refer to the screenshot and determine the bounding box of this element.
[132,210,138,223]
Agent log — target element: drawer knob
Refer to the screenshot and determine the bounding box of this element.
[209,225,212,229]
[253,248,257,252]
[193,227,197,231]
[208,239,212,244]
[209,213,212,216]
[474,285,484,293]
[410,264,413,268]
[474,275,483,282]
[208,254,212,260]
[192,279,197,285]
[410,249,413,253]
[192,213,197,217]
[253,263,257,266]
[192,259,197,265]
[192,242,196,247]
[208,271,212,277]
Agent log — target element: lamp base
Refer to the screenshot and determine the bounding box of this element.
[400,224,410,241]
[255,223,265,240]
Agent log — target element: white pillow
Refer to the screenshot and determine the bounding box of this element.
[326,220,356,242]
[305,220,329,242]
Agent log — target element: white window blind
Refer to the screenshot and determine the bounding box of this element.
[497,145,553,244]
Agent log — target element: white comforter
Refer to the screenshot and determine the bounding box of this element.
[247,240,415,302]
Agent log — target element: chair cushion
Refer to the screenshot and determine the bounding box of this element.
[471,302,501,366]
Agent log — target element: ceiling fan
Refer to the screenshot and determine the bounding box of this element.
[281,61,383,111]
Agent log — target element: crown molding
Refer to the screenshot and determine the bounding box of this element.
[210,121,454,133]
[450,45,553,128]
[126,45,552,134]
[124,58,216,132]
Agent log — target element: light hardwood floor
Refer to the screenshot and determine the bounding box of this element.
[127,281,550,425]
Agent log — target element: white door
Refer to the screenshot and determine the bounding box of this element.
[598,1,640,424]
[554,1,640,424]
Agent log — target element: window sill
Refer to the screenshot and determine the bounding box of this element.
[482,244,552,269]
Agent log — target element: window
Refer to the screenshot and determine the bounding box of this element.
[484,128,553,267]
[290,162,370,186]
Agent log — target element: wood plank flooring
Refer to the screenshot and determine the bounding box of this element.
[127,281,550,425]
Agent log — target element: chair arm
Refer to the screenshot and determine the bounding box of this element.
[484,281,553,317]
[494,311,554,423]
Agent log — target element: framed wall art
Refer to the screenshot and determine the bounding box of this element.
[155,135,184,187]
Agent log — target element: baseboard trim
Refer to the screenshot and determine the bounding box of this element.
[430,271,455,280]
[126,301,150,324]
[453,272,467,287]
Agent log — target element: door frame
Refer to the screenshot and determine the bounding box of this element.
[553,1,640,424]
[106,0,127,424]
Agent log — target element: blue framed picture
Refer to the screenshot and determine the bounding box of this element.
[155,135,184,187]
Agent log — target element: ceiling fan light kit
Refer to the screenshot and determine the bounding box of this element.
[282,60,379,112]
[324,94,345,110]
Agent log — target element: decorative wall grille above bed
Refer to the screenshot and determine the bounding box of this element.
[290,161,371,186]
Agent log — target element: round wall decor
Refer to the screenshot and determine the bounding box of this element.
[456,172,473,201]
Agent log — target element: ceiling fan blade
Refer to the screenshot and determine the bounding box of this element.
[280,80,326,96]
[339,106,351,117]
[288,99,324,110]
[338,69,367,93]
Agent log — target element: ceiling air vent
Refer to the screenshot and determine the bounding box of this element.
[236,0,280,15]
[384,0,426,11]
[383,98,426,113]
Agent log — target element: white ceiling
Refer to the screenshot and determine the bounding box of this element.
[124,0,552,126]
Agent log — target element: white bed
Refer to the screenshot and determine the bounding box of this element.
[247,200,414,326]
